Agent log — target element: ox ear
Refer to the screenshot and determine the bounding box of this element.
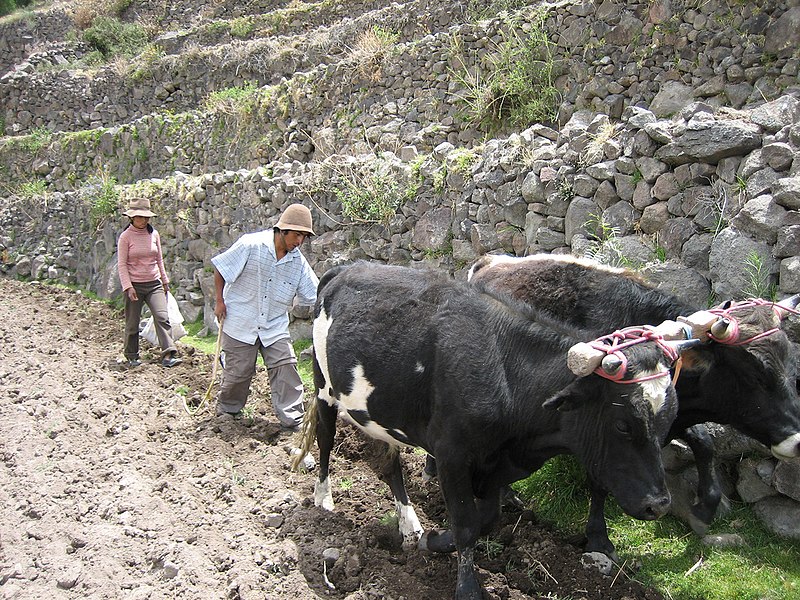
[542,385,584,412]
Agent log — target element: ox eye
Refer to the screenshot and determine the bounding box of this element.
[614,420,631,435]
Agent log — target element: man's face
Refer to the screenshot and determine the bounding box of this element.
[282,230,308,251]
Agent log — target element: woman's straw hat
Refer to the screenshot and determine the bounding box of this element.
[123,197,156,218]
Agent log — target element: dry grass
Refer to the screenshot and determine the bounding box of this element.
[71,0,128,29]
[346,27,398,82]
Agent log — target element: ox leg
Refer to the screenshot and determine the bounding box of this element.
[424,454,525,511]
[420,490,502,556]
[681,424,724,534]
[314,398,337,511]
[384,450,424,548]
[585,484,620,563]
[477,487,504,535]
[424,461,483,600]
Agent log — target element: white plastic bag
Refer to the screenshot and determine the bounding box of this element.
[141,292,187,345]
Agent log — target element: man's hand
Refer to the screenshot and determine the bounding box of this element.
[126,287,138,302]
[214,299,227,321]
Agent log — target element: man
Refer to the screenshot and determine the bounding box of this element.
[211,204,319,466]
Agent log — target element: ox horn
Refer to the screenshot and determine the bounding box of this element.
[664,338,703,356]
[775,294,800,320]
[710,317,735,341]
[567,342,606,377]
[600,354,624,376]
[676,310,720,341]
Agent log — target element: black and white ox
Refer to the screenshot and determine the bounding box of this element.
[300,261,698,600]
[468,253,800,558]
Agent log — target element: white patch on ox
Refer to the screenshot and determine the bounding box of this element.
[314,476,335,511]
[468,253,627,280]
[339,363,413,447]
[772,432,800,459]
[315,309,413,447]
[637,366,671,414]
[395,498,424,548]
[313,306,335,404]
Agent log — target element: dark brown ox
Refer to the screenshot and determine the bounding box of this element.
[467,253,800,560]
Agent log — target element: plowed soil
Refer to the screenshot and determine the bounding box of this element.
[0,277,664,600]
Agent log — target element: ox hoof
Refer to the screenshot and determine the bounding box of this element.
[418,531,429,552]
[687,513,711,536]
[418,529,455,554]
[313,480,334,511]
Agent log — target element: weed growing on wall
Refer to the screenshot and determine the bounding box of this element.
[584,213,627,267]
[743,251,777,301]
[17,126,53,153]
[229,16,255,38]
[203,81,259,116]
[698,179,740,238]
[72,0,133,29]
[16,178,47,198]
[466,0,531,21]
[82,16,148,60]
[347,26,399,82]
[129,44,166,81]
[324,157,415,225]
[81,172,120,228]
[450,147,479,177]
[450,8,561,131]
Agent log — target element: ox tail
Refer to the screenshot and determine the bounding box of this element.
[291,396,319,471]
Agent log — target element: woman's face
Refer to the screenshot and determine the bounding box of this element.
[131,216,150,229]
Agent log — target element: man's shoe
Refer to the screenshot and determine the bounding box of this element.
[127,359,142,368]
[162,356,183,368]
[216,407,241,419]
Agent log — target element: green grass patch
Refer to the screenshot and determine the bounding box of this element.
[82,16,148,59]
[16,178,47,198]
[0,0,33,18]
[513,455,800,600]
[182,319,218,355]
[202,81,260,115]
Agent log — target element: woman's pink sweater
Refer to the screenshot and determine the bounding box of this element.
[117,225,168,291]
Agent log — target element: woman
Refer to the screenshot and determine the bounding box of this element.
[117,197,182,368]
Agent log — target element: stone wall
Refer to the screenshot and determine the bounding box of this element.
[3,1,799,184]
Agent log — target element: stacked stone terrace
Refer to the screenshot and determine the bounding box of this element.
[0,0,798,293]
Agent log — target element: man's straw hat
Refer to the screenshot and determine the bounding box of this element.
[275,204,315,235]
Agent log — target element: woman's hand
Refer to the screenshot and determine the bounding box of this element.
[126,287,138,301]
